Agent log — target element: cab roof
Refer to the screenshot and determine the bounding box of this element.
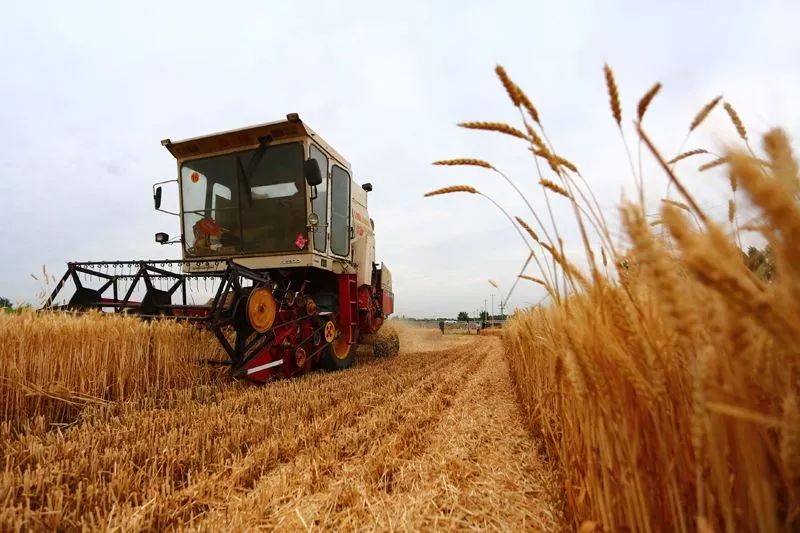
[161,114,351,170]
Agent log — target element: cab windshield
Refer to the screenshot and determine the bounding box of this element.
[180,142,307,256]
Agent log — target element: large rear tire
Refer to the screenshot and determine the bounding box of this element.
[320,331,355,371]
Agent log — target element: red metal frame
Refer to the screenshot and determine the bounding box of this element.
[337,274,358,344]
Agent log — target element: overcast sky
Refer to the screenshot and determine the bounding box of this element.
[2,1,799,317]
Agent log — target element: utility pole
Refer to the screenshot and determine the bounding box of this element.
[491,294,494,327]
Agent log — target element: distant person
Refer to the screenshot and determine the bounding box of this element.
[439,320,445,334]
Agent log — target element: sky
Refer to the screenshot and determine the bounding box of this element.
[1,0,799,317]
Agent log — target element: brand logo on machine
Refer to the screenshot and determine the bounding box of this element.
[280,258,301,265]
[294,233,308,249]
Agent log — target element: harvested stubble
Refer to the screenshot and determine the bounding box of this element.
[0,311,225,432]
[0,332,563,531]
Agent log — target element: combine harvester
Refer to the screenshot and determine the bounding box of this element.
[44,114,398,382]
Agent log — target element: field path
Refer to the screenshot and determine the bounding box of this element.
[0,331,563,530]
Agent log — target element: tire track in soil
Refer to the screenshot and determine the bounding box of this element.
[186,339,489,529]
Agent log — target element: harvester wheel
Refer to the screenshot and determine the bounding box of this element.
[320,327,355,371]
[246,287,277,333]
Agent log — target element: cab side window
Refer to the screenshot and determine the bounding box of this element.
[330,165,351,256]
[309,144,328,253]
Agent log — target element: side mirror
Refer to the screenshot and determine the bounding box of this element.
[155,232,169,244]
[152,179,179,216]
[362,182,373,192]
[303,158,323,187]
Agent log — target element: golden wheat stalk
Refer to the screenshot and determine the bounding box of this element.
[604,63,622,126]
[729,173,738,193]
[661,198,692,213]
[529,147,560,173]
[668,149,709,165]
[781,394,800,486]
[638,123,709,224]
[723,102,747,141]
[494,64,522,106]
[423,185,479,197]
[539,179,571,198]
[556,156,578,173]
[763,128,800,192]
[519,91,541,125]
[458,121,529,140]
[637,82,662,121]
[539,242,590,290]
[698,157,729,172]
[525,124,546,149]
[518,274,546,286]
[432,159,493,169]
[690,95,722,131]
[494,64,541,123]
[533,149,563,174]
[515,216,540,243]
[728,199,736,224]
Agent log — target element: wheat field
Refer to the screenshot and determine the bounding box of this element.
[429,65,799,531]
[0,311,226,433]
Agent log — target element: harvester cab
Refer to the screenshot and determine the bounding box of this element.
[44,114,397,382]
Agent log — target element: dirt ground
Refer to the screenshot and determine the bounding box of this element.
[0,326,563,531]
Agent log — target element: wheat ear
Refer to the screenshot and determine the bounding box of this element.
[690,96,722,131]
[668,149,710,165]
[458,121,529,140]
[698,157,729,172]
[518,274,546,286]
[763,128,799,193]
[515,216,540,243]
[661,198,692,213]
[604,63,622,126]
[539,179,571,199]
[424,185,479,197]
[637,82,662,121]
[494,65,522,106]
[723,102,747,141]
[433,159,493,169]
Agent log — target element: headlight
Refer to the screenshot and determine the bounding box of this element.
[308,212,320,226]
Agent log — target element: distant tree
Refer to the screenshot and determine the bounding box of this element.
[743,245,775,282]
[0,297,12,310]
[457,311,470,321]
[479,310,489,321]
